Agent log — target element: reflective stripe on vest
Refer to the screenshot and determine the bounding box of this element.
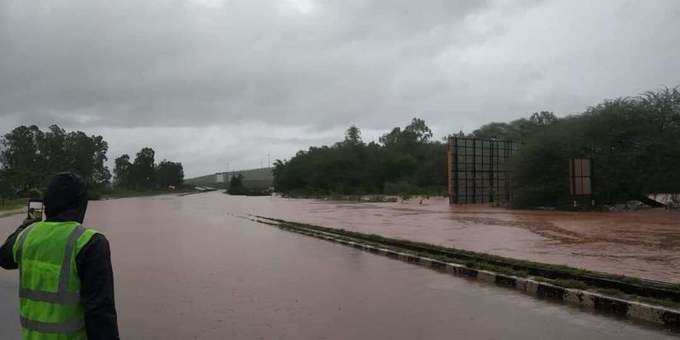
[20,316,85,334]
[14,223,88,334]
[19,288,81,304]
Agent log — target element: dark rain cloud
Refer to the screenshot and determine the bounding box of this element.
[1,0,679,175]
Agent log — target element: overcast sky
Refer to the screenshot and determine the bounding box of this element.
[1,0,679,177]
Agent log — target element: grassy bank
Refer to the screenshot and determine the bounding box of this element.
[103,189,171,199]
[0,198,25,212]
[102,187,198,199]
[282,194,399,202]
[224,191,271,197]
[281,193,446,202]
[0,199,27,218]
[0,187,198,207]
[280,185,448,200]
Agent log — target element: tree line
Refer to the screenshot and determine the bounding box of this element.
[273,86,680,208]
[473,87,680,208]
[0,125,110,198]
[113,148,184,191]
[0,124,184,199]
[273,118,447,196]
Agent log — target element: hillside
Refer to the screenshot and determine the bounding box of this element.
[185,167,273,189]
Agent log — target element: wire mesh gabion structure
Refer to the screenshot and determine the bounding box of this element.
[448,136,519,204]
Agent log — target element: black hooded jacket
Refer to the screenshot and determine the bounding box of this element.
[0,214,119,340]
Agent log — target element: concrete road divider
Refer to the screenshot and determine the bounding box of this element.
[253,216,680,330]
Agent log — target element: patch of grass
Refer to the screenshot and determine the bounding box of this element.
[636,296,680,309]
[282,192,444,201]
[308,194,400,202]
[595,288,628,299]
[548,278,589,290]
[104,188,177,199]
[0,198,25,212]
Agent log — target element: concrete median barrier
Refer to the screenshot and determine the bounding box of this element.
[253,216,680,330]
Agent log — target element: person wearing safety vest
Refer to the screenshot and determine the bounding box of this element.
[0,173,119,339]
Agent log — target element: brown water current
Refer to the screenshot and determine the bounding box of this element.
[223,193,680,283]
[0,192,677,339]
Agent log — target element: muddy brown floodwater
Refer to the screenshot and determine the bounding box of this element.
[0,192,677,339]
[222,193,680,283]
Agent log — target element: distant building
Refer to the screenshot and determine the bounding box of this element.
[215,172,227,183]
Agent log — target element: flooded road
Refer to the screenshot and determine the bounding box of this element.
[222,193,680,283]
[0,192,677,339]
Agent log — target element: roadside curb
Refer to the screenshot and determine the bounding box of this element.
[271,221,680,329]
[0,209,24,219]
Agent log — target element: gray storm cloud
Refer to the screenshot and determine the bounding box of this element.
[1,0,679,176]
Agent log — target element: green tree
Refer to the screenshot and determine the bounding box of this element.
[510,87,680,208]
[113,154,132,188]
[63,131,110,186]
[227,174,245,195]
[273,118,446,196]
[404,117,433,143]
[344,126,363,146]
[0,125,43,193]
[0,125,111,196]
[131,147,156,190]
[472,111,556,142]
[36,125,68,177]
[0,169,15,202]
[156,160,184,188]
[530,111,558,127]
